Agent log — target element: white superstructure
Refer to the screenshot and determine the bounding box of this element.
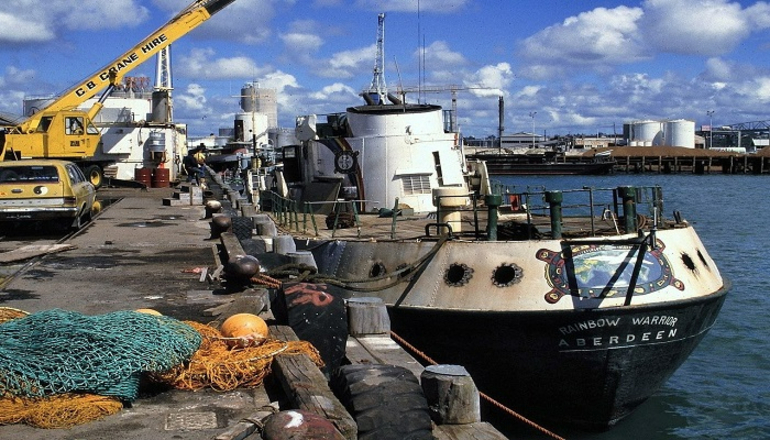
[295,103,468,214]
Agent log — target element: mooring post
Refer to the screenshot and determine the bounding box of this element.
[421,364,481,425]
[485,194,502,241]
[618,186,637,233]
[544,190,563,239]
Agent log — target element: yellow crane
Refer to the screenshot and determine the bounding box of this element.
[0,0,236,186]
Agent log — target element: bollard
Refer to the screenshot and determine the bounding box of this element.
[421,364,481,424]
[544,190,563,239]
[346,297,390,336]
[287,251,318,271]
[618,186,637,233]
[273,235,297,255]
[485,194,502,241]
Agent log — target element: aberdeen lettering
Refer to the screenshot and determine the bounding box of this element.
[557,314,681,349]
[558,328,679,348]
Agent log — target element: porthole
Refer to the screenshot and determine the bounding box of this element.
[444,263,473,287]
[697,250,710,270]
[492,263,523,287]
[369,262,386,278]
[681,252,696,272]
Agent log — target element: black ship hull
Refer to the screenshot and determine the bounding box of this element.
[387,288,727,430]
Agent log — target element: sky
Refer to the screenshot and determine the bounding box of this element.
[2,0,770,139]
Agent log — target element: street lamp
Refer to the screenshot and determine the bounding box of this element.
[529,111,537,147]
[707,110,714,149]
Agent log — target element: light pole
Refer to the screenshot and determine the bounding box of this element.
[529,111,537,147]
[707,110,714,149]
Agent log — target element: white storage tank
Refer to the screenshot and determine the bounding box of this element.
[270,127,298,149]
[234,112,269,143]
[664,119,695,148]
[632,120,663,145]
[240,84,277,129]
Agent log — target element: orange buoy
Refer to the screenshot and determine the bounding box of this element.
[135,308,162,316]
[220,313,268,347]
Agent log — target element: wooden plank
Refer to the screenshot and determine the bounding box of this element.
[270,325,357,440]
[203,288,271,324]
[214,401,278,440]
[0,244,77,263]
[433,422,508,440]
[220,231,245,262]
[348,334,425,380]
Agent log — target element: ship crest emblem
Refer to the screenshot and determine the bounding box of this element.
[536,240,684,304]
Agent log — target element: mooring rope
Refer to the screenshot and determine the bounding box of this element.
[389,330,567,440]
[264,237,449,292]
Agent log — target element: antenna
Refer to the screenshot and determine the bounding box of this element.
[364,13,387,105]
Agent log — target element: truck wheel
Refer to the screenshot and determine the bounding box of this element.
[84,165,103,188]
[331,364,433,440]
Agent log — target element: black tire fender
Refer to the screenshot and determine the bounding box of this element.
[331,364,433,440]
[231,216,253,241]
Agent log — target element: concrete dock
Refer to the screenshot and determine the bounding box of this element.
[0,185,510,439]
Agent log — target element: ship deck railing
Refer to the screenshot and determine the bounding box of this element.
[259,184,680,242]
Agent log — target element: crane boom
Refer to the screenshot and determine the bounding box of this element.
[16,0,235,134]
[1,0,236,185]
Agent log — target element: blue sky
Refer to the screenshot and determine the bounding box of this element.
[2,0,770,138]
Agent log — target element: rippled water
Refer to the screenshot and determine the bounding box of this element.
[491,173,770,440]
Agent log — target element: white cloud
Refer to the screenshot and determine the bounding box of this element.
[178,48,271,80]
[0,12,53,43]
[420,41,467,68]
[154,0,275,44]
[175,83,209,114]
[316,44,376,79]
[464,63,513,96]
[520,6,647,68]
[0,0,149,43]
[309,82,359,101]
[641,0,749,56]
[280,33,324,53]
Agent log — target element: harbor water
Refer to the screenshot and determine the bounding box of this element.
[489,174,769,439]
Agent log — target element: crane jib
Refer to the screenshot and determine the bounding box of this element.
[74,34,169,98]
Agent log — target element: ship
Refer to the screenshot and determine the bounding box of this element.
[466,150,616,175]
[255,97,729,430]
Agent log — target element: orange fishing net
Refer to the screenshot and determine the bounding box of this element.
[0,307,28,323]
[151,321,324,391]
[0,394,123,429]
[0,314,323,429]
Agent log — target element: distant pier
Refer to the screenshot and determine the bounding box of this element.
[590,146,770,175]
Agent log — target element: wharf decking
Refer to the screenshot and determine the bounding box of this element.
[594,146,770,174]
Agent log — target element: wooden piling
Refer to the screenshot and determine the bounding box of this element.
[421,365,481,425]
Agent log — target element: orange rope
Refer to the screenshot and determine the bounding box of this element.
[389,330,567,440]
[151,321,323,391]
[0,394,123,429]
[250,274,283,289]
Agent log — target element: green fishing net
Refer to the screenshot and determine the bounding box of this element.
[0,309,202,401]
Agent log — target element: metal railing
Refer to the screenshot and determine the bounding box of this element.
[261,184,666,241]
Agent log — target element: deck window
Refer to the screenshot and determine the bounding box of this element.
[401,175,431,195]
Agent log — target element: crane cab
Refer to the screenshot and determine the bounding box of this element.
[2,111,101,161]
